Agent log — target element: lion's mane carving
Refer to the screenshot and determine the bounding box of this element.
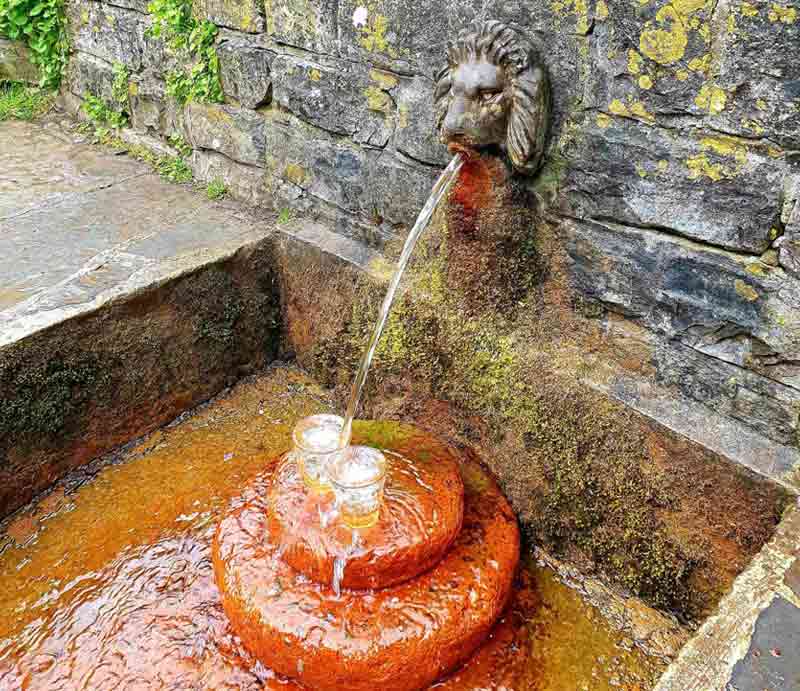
[434,20,550,176]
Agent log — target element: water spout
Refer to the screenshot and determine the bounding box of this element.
[339,154,465,448]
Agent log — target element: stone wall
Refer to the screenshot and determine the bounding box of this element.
[60,0,800,473]
[0,38,39,83]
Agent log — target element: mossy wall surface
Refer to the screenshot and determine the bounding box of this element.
[274,162,791,623]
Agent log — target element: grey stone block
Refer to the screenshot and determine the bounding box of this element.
[271,54,394,146]
[193,0,265,32]
[564,218,800,444]
[561,116,785,254]
[263,0,338,53]
[68,3,166,73]
[0,38,39,84]
[715,0,800,150]
[185,102,268,167]
[66,51,116,104]
[366,151,439,227]
[217,36,273,109]
[263,111,370,214]
[191,149,269,207]
[394,75,448,165]
[129,70,167,134]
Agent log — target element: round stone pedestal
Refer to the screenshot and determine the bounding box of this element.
[267,432,464,590]
[213,424,519,691]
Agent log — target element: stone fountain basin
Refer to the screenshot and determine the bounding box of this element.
[213,432,518,691]
[0,137,796,689]
[0,368,667,690]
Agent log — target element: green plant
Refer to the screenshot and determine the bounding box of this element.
[147,0,222,104]
[0,0,67,88]
[111,62,130,107]
[206,177,227,200]
[168,133,192,157]
[82,93,128,140]
[277,208,292,224]
[0,80,53,120]
[156,154,193,183]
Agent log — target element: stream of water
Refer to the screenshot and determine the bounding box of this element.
[339,154,465,448]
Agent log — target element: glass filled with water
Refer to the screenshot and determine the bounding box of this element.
[328,446,387,529]
[290,414,346,493]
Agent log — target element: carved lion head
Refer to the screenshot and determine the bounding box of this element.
[434,20,550,176]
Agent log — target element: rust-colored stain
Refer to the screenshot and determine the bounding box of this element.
[0,369,665,690]
[269,432,464,590]
[448,155,498,236]
[214,435,520,691]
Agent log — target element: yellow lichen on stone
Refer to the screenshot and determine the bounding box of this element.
[686,153,724,181]
[756,98,768,110]
[639,75,654,89]
[688,54,711,73]
[700,136,747,164]
[640,6,689,64]
[628,49,644,74]
[596,0,610,20]
[741,1,759,16]
[398,104,409,129]
[685,136,748,180]
[746,262,767,277]
[768,146,783,158]
[358,11,398,57]
[630,101,655,122]
[636,163,649,178]
[369,69,398,90]
[609,99,629,116]
[309,68,322,82]
[676,69,690,81]
[695,83,727,114]
[284,163,309,186]
[742,118,766,135]
[768,3,797,22]
[608,98,654,124]
[264,0,319,41]
[596,113,613,128]
[657,159,669,172]
[364,86,393,113]
[552,0,592,34]
[734,279,760,302]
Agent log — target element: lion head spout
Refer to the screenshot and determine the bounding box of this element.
[434,20,550,176]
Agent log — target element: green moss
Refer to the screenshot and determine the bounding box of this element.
[0,356,109,441]
[311,217,705,615]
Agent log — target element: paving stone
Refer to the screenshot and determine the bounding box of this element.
[728,597,800,691]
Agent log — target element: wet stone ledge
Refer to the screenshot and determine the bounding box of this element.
[0,120,282,518]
